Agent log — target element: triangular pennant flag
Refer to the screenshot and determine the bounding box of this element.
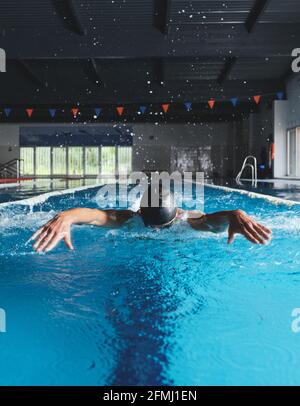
[184,102,192,111]
[208,100,215,109]
[94,107,102,118]
[49,109,56,118]
[26,108,33,118]
[276,92,284,100]
[71,108,79,118]
[116,106,124,116]
[253,95,261,105]
[139,106,147,114]
[4,108,11,117]
[162,103,170,113]
[231,98,238,107]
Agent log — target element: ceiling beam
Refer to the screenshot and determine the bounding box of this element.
[3,23,300,58]
[245,0,271,33]
[153,0,172,35]
[217,57,237,86]
[52,0,86,35]
[16,60,45,88]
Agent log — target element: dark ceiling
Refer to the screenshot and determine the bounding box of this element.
[0,0,299,114]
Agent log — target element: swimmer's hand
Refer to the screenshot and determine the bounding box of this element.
[31,212,74,253]
[188,209,271,245]
[31,208,135,252]
[227,210,271,245]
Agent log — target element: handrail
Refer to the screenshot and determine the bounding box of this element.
[236,155,257,186]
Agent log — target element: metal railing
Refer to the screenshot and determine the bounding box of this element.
[0,159,23,180]
[236,155,257,187]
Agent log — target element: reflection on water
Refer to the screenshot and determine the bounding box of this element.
[210,179,300,202]
[0,178,118,204]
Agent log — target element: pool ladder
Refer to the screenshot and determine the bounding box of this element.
[236,156,257,187]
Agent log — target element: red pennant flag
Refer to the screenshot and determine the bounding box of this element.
[253,95,261,105]
[208,100,215,109]
[26,108,33,118]
[162,104,170,113]
[116,106,124,116]
[71,108,79,118]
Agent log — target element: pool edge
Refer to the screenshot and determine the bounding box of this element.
[205,183,300,206]
[1,181,299,209]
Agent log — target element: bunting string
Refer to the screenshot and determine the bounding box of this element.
[0,91,286,119]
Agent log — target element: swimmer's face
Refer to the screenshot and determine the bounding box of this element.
[151,216,177,229]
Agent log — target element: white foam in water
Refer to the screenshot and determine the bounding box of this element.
[0,182,299,237]
[0,211,56,233]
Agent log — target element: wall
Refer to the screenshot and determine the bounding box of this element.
[0,125,20,164]
[273,74,300,178]
[0,121,250,179]
[132,121,249,178]
[248,105,274,159]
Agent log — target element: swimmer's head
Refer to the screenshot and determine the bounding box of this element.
[140,184,177,228]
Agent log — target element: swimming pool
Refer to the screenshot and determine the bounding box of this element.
[0,184,300,385]
[211,179,300,203]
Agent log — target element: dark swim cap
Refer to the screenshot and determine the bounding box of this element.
[140,184,177,227]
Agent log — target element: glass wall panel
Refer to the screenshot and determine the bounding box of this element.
[85,147,99,175]
[20,147,34,175]
[101,147,116,175]
[20,145,132,177]
[52,147,67,175]
[68,147,83,176]
[118,147,132,174]
[35,147,51,176]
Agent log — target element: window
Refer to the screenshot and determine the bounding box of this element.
[36,147,51,176]
[85,147,99,175]
[68,147,83,176]
[20,147,34,175]
[101,147,116,175]
[20,146,132,177]
[52,147,67,175]
[118,147,132,174]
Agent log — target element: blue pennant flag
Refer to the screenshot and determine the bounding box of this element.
[276,92,284,100]
[230,98,238,107]
[94,107,102,118]
[4,108,11,117]
[184,102,192,111]
[49,109,56,118]
[139,106,147,114]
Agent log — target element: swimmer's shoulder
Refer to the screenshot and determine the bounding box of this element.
[176,208,205,221]
[107,209,138,226]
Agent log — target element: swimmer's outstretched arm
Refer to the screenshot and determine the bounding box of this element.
[31,208,134,253]
[186,209,271,245]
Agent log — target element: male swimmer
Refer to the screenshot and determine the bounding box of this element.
[31,185,271,253]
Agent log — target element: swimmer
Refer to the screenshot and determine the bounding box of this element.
[31,185,272,253]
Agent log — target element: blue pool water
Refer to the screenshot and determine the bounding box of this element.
[0,179,98,203]
[0,185,300,385]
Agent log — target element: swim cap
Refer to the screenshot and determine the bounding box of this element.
[140,184,177,227]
